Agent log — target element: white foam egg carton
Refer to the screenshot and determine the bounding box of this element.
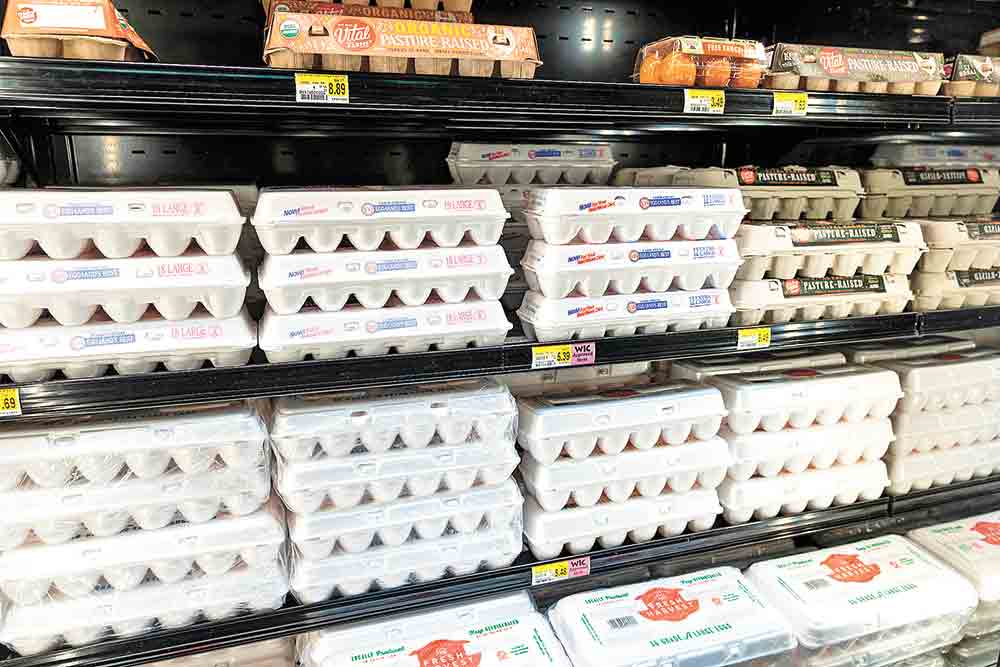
[0,463,271,550]
[892,402,1000,455]
[520,238,742,298]
[0,402,266,490]
[517,289,734,342]
[746,535,978,667]
[0,563,289,656]
[258,245,513,314]
[290,522,522,602]
[523,487,721,560]
[912,269,1000,310]
[447,143,616,185]
[723,418,893,481]
[840,336,975,364]
[859,168,1000,219]
[0,308,256,383]
[547,566,796,667]
[0,189,245,260]
[885,438,1000,495]
[875,349,1000,413]
[917,218,1000,273]
[672,166,864,221]
[516,382,726,465]
[520,437,731,512]
[0,507,284,606]
[0,252,249,329]
[730,274,913,326]
[258,300,512,362]
[145,638,295,667]
[870,144,1000,168]
[251,187,508,254]
[627,165,692,187]
[735,220,926,280]
[671,349,847,382]
[521,187,746,245]
[499,361,653,397]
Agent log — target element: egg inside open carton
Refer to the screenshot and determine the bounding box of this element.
[635,35,767,88]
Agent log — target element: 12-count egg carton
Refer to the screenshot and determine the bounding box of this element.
[0,189,245,259]
[885,438,1000,495]
[840,336,976,365]
[144,638,295,667]
[859,168,1000,219]
[911,269,1000,310]
[499,361,653,397]
[891,403,1000,455]
[916,218,1000,273]
[670,349,847,382]
[873,349,1000,413]
[447,143,617,185]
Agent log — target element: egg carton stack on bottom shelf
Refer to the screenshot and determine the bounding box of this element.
[516,382,729,559]
[0,402,288,657]
[142,638,295,667]
[911,216,1000,311]
[253,187,513,360]
[859,168,1000,220]
[267,380,522,603]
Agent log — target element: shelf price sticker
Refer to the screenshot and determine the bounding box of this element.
[773,91,808,116]
[737,326,772,351]
[683,89,725,115]
[294,73,349,104]
[531,556,591,586]
[531,342,595,370]
[0,388,21,417]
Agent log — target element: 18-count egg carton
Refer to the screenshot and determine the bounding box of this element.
[859,168,1000,219]
[916,218,1000,273]
[447,143,617,185]
[911,269,1000,310]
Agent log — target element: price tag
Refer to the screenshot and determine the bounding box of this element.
[0,388,21,417]
[773,91,808,116]
[737,327,771,351]
[294,73,349,104]
[531,342,595,370]
[683,89,725,115]
[531,556,591,586]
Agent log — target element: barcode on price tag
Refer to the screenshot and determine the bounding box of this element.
[683,89,725,115]
[531,342,595,369]
[294,73,349,104]
[0,388,21,417]
[773,91,808,116]
[737,327,771,351]
[531,556,591,585]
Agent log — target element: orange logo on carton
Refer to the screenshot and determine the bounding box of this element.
[332,17,375,51]
[818,47,848,76]
[410,640,482,667]
[738,167,756,185]
[16,7,36,24]
[967,168,983,183]
[972,521,1000,546]
[635,588,700,622]
[821,554,881,583]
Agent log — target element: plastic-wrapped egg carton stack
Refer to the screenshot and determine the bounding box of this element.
[142,638,295,667]
[0,402,288,657]
[672,351,898,525]
[517,382,728,560]
[912,217,1000,312]
[0,189,254,381]
[252,187,514,361]
[267,380,522,603]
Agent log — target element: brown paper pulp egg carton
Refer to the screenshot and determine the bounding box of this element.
[262,0,472,10]
[263,0,474,32]
[943,54,1000,97]
[634,35,767,89]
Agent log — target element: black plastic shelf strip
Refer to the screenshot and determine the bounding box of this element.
[951,97,1000,125]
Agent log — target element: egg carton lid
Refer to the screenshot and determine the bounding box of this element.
[909,511,1000,603]
[500,362,652,394]
[746,534,979,649]
[520,238,742,272]
[735,220,926,258]
[874,349,1000,392]
[840,336,975,363]
[522,187,746,218]
[893,402,1000,438]
[631,165,693,187]
[145,638,294,667]
[721,418,893,466]
[673,165,865,196]
[914,218,1000,248]
[869,145,1000,168]
[717,460,889,511]
[729,274,913,310]
[671,350,847,382]
[448,142,616,165]
[913,269,1000,295]
[517,289,734,326]
[860,168,1000,195]
[886,438,1000,480]
[547,566,796,667]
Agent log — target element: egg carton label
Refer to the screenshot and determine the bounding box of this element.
[737,167,839,187]
[965,221,1000,240]
[45,202,115,218]
[955,269,1000,287]
[781,274,886,298]
[901,168,984,186]
[788,223,901,246]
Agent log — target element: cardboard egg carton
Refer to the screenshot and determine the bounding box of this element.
[916,217,1000,273]
[765,43,944,94]
[634,35,767,88]
[912,268,1000,310]
[943,54,1000,96]
[859,168,1000,219]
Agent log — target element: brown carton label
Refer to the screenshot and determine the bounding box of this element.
[264,0,473,30]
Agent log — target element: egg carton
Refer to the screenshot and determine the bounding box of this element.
[870,144,1000,169]
[0,507,285,606]
[517,289,734,342]
[672,166,864,222]
[916,218,1000,273]
[0,189,245,260]
[0,402,266,490]
[875,349,1000,413]
[520,238,742,298]
[840,336,975,364]
[912,269,1000,310]
[0,563,289,657]
[0,308,257,384]
[521,187,746,245]
[948,631,1000,667]
[730,274,913,326]
[885,438,1000,495]
[144,638,295,667]
[499,361,653,397]
[547,566,796,667]
[892,403,1000,455]
[892,653,950,667]
[0,252,250,329]
[0,463,271,550]
[706,363,902,435]
[290,522,522,602]
[516,381,726,465]
[618,165,692,187]
[735,220,927,281]
[723,417,893,481]
[251,187,508,254]
[747,535,978,667]
[447,143,616,186]
[671,350,847,383]
[258,245,513,313]
[258,300,512,362]
[859,169,1000,219]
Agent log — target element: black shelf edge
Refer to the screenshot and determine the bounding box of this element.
[921,305,1000,334]
[952,97,1000,125]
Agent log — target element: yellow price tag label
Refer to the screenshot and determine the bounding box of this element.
[0,387,21,417]
[294,73,349,104]
[531,556,590,586]
[737,327,772,351]
[531,342,595,370]
[773,91,808,116]
[683,89,725,115]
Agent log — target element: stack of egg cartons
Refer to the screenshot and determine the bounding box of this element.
[0,402,287,656]
[672,351,897,524]
[251,187,514,360]
[267,379,522,603]
[0,189,254,381]
[911,215,1000,312]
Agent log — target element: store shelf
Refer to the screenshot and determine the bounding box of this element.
[951,97,1000,125]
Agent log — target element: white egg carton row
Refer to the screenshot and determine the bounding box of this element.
[0,402,265,489]
[723,417,893,481]
[520,437,730,512]
[878,349,1000,413]
[746,535,978,667]
[0,463,270,550]
[735,220,927,280]
[730,274,913,326]
[517,289,734,342]
[717,460,889,524]
[523,487,721,560]
[521,187,746,245]
[516,382,726,464]
[870,144,1000,168]
[0,189,245,260]
[0,563,289,657]
[859,168,1000,219]
[917,218,1000,273]
[145,638,295,667]
[0,309,256,383]
[290,522,522,602]
[251,187,508,254]
[840,336,975,364]
[520,238,742,298]
[670,349,847,382]
[447,142,616,185]
[672,166,864,221]
[911,269,1000,310]
[499,361,653,397]
[893,403,1000,455]
[885,438,1000,495]
[259,301,512,362]
[0,252,249,328]
[0,507,284,606]
[548,566,796,667]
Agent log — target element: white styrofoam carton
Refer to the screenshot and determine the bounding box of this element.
[840,336,975,364]
[860,168,1000,219]
[499,362,653,397]
[912,269,1000,310]
[876,349,1000,413]
[670,349,847,382]
[885,438,1000,495]
[917,218,1000,273]
[144,638,294,667]
[447,143,616,185]
[892,402,1000,455]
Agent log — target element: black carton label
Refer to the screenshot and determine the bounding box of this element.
[788,223,900,246]
[956,269,1000,287]
[781,274,887,298]
[900,168,983,186]
[737,167,838,187]
[966,220,1000,240]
